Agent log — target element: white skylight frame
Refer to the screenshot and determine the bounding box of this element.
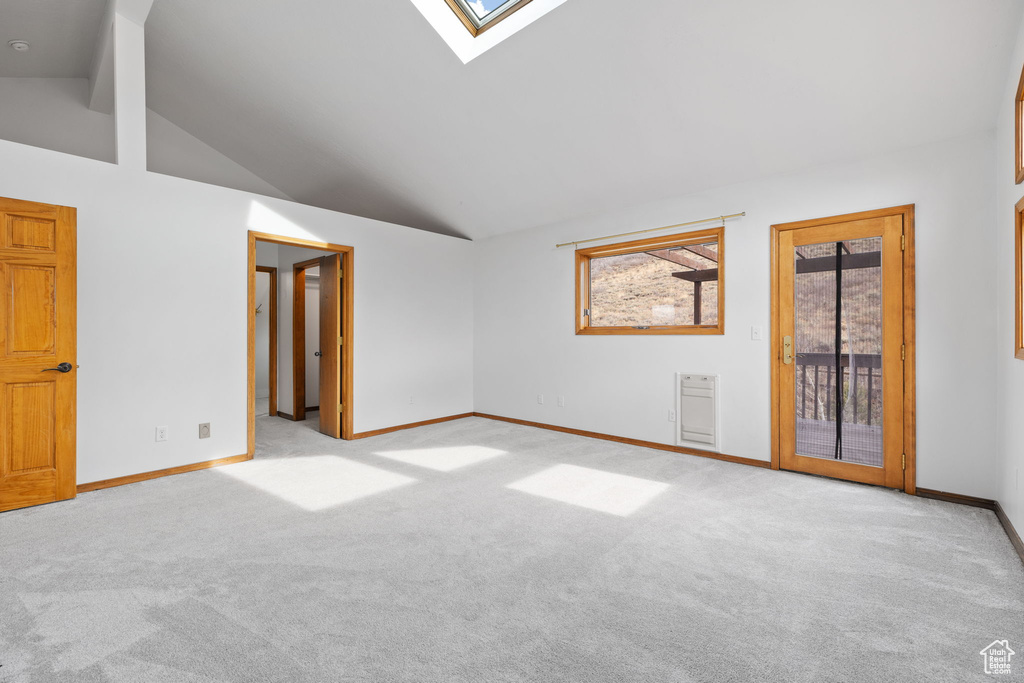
[409,0,568,64]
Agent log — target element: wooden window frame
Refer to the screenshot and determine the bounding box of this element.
[442,0,535,37]
[1016,196,1024,360]
[1017,64,1024,184]
[575,227,725,336]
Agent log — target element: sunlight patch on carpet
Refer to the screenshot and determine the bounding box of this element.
[220,456,415,511]
[373,445,506,472]
[506,464,670,517]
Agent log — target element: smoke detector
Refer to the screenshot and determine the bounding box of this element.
[8,40,30,52]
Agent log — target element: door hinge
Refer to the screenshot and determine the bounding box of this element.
[583,308,590,317]
[338,336,343,346]
[902,453,906,471]
[901,234,906,251]
[339,404,344,413]
[901,344,905,361]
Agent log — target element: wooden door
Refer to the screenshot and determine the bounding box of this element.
[0,196,76,512]
[773,209,909,489]
[318,254,342,438]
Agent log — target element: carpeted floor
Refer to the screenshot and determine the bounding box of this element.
[1,416,1022,682]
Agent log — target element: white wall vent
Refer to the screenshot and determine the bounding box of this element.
[676,373,720,452]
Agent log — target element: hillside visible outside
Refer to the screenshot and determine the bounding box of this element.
[589,242,717,327]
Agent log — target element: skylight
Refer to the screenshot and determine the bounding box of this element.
[410,0,568,63]
[444,0,534,35]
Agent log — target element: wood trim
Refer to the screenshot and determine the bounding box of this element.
[255,266,278,416]
[247,234,256,458]
[996,502,1024,566]
[770,205,916,492]
[1016,63,1024,184]
[276,411,294,421]
[1016,196,1024,360]
[441,0,536,37]
[77,454,249,493]
[916,488,995,509]
[575,226,724,336]
[903,206,917,494]
[305,406,320,412]
[248,231,354,447]
[293,256,323,270]
[472,413,771,469]
[353,413,475,439]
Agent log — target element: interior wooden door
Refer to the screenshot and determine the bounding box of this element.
[318,253,342,438]
[0,196,77,512]
[775,212,905,488]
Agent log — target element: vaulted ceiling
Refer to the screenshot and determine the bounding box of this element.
[5,1,1024,240]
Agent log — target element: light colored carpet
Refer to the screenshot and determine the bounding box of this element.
[1,416,1022,682]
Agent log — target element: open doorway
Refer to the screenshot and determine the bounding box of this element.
[247,231,354,457]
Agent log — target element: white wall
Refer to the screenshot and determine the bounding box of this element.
[0,137,474,485]
[304,275,321,409]
[0,78,115,163]
[994,15,1024,533]
[0,76,290,199]
[147,110,292,201]
[254,270,272,398]
[474,133,998,498]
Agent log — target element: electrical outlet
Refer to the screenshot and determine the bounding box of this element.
[537,394,544,405]
[751,326,764,341]
[557,396,565,407]
[199,423,211,439]
[409,395,415,404]
[156,426,168,442]
[668,409,676,422]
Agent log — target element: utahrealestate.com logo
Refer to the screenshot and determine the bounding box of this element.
[980,640,1015,675]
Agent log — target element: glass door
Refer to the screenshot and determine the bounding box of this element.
[777,214,905,488]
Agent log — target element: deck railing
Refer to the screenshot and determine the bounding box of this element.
[795,353,882,425]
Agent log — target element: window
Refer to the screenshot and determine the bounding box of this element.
[575,227,725,335]
[1016,196,1024,359]
[442,0,535,36]
[1017,63,1024,184]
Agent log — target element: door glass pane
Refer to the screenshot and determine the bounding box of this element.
[794,237,883,466]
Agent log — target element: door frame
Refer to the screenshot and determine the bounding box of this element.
[291,256,322,422]
[770,205,917,493]
[247,231,354,457]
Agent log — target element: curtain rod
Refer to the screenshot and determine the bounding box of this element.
[555,212,746,249]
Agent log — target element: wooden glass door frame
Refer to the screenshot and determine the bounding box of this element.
[769,205,917,493]
[247,231,354,457]
[255,266,278,418]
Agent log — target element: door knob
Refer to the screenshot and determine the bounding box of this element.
[43,362,73,373]
[314,351,322,357]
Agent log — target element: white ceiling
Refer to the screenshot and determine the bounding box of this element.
[8,0,1024,240]
[0,0,106,78]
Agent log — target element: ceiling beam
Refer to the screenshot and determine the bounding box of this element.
[88,0,155,114]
